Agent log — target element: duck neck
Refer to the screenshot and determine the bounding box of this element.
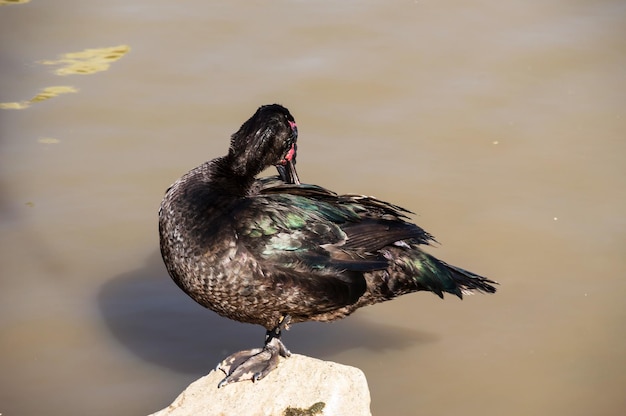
[208,155,257,197]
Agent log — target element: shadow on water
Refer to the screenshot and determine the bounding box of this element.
[98,251,438,374]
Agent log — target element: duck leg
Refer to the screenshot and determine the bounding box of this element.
[217,315,292,388]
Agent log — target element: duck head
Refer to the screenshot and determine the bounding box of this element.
[229,104,300,185]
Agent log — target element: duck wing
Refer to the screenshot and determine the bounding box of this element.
[236,181,434,283]
[238,184,387,273]
[256,182,435,256]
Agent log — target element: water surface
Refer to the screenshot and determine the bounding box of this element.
[1,1,625,415]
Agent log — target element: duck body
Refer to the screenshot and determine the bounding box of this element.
[158,104,496,386]
[160,171,495,330]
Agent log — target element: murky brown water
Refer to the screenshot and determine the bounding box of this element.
[1,1,625,415]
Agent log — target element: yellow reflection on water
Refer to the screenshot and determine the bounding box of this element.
[0,0,31,5]
[1,45,130,110]
[0,86,78,110]
[38,137,61,144]
[40,45,131,76]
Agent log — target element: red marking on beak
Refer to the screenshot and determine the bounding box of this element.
[284,143,296,162]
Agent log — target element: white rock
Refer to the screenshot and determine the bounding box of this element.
[149,354,371,416]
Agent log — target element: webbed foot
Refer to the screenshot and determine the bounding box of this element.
[217,337,291,387]
[216,315,292,388]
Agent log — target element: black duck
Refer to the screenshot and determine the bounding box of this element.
[158,104,497,387]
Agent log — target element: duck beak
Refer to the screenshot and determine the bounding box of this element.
[277,142,300,185]
[277,159,300,185]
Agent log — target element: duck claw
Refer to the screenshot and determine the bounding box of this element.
[216,337,291,388]
[216,347,263,374]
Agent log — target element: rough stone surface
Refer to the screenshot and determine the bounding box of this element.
[149,354,371,416]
